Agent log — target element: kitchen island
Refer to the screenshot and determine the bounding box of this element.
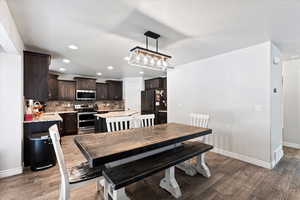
[94,110,138,133]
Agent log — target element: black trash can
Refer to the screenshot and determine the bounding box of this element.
[29,132,56,171]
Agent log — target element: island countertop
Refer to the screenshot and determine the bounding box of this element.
[23,113,63,123]
[94,110,138,118]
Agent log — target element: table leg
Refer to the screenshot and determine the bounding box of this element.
[195,153,211,178]
[160,167,182,199]
[176,161,197,176]
[104,178,130,200]
[176,153,211,178]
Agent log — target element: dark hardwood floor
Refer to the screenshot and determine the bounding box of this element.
[0,136,299,200]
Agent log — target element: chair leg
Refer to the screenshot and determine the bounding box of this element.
[59,182,70,200]
[96,179,101,192]
[160,167,182,199]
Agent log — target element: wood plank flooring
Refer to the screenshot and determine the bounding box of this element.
[0,136,299,200]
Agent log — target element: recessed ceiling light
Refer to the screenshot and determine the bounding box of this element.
[62,59,70,63]
[97,72,102,76]
[124,56,130,61]
[59,67,66,72]
[139,71,144,74]
[107,66,114,70]
[68,45,79,50]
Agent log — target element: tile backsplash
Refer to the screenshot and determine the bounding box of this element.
[45,100,124,112]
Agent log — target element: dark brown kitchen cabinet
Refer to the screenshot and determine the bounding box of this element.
[145,77,166,90]
[24,51,51,101]
[58,80,76,101]
[59,113,78,136]
[96,83,108,100]
[107,80,123,100]
[75,77,96,90]
[48,73,58,100]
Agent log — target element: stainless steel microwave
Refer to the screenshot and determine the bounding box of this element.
[76,90,96,101]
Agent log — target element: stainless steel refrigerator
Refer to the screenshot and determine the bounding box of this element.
[141,89,167,124]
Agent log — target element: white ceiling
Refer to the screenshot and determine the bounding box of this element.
[7,0,300,78]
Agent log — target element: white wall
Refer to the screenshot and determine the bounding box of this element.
[123,77,144,112]
[283,59,300,148]
[270,44,283,165]
[0,53,23,177]
[0,0,24,53]
[168,42,275,168]
[0,0,24,178]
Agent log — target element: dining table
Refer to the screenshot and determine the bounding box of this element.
[74,122,212,199]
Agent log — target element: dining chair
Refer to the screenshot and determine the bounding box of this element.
[106,116,134,132]
[49,125,104,200]
[176,113,211,177]
[134,114,155,128]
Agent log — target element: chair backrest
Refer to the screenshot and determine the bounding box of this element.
[49,124,69,185]
[190,113,209,128]
[135,114,155,128]
[106,116,134,132]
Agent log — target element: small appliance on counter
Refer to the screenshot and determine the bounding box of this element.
[28,132,56,171]
[24,100,46,121]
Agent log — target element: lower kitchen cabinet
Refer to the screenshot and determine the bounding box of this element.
[23,121,60,167]
[59,113,78,136]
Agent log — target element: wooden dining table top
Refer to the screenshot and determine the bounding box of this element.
[74,122,212,167]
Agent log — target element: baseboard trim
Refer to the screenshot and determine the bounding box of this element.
[283,141,300,149]
[211,148,272,169]
[0,167,23,179]
[271,145,284,168]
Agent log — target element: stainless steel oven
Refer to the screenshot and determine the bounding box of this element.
[78,112,97,131]
[74,104,96,132]
[76,90,96,101]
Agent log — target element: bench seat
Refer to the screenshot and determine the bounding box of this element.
[69,162,104,184]
[103,141,213,190]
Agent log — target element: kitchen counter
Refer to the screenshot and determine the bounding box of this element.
[46,111,78,114]
[97,109,125,112]
[94,110,138,118]
[23,113,63,123]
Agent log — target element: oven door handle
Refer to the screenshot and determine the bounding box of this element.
[78,112,97,115]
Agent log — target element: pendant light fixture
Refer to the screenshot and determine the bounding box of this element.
[127,31,173,71]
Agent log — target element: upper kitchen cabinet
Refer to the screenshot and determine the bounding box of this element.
[58,80,76,101]
[24,51,51,101]
[145,77,167,90]
[107,80,123,100]
[48,73,58,100]
[96,83,108,100]
[75,77,96,90]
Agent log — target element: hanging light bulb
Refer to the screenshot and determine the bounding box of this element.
[150,58,155,66]
[143,55,149,65]
[156,59,162,67]
[162,59,168,67]
[136,53,141,63]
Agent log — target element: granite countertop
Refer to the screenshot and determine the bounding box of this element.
[94,110,138,118]
[24,113,63,123]
[46,110,78,114]
[97,109,125,112]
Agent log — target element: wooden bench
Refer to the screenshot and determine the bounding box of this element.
[102,141,213,200]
